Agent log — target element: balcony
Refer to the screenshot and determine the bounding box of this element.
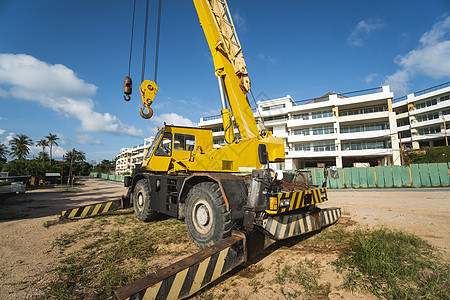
[286,150,338,158]
[339,111,388,123]
[341,148,392,156]
[288,133,336,143]
[339,130,390,141]
[287,116,335,128]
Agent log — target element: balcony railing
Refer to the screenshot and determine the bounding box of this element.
[414,81,450,97]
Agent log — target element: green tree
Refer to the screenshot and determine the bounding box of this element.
[45,133,59,165]
[0,143,8,163]
[36,139,49,161]
[9,134,33,160]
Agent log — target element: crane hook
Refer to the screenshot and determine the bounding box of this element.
[123,76,132,101]
[140,106,153,119]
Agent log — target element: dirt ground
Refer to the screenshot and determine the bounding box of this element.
[0,178,448,299]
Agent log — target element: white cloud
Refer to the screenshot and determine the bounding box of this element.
[0,129,4,135]
[232,11,246,28]
[348,19,385,46]
[152,113,197,127]
[0,54,143,137]
[0,116,6,120]
[384,16,450,95]
[258,53,277,65]
[75,134,102,145]
[365,73,379,85]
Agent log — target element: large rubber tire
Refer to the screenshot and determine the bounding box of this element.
[133,179,157,222]
[185,182,233,249]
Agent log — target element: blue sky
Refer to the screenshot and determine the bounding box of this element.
[1,0,449,163]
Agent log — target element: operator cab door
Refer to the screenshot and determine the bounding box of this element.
[146,132,172,172]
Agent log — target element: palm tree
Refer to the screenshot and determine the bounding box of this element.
[45,133,59,165]
[0,143,8,162]
[9,134,33,160]
[36,139,49,161]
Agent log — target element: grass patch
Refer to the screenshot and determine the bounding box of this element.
[44,214,192,299]
[272,257,331,298]
[333,227,450,299]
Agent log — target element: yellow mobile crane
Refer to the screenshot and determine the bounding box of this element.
[123,0,340,250]
[113,1,340,298]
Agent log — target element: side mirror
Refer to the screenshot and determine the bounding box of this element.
[330,166,339,179]
[258,144,269,165]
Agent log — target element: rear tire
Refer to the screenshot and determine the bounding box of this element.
[133,179,156,222]
[185,182,233,249]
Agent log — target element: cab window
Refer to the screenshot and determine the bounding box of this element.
[155,132,172,156]
[174,133,195,151]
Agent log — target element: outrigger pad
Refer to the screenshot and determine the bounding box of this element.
[262,207,341,240]
[114,233,246,300]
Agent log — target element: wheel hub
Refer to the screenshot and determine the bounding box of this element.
[138,193,144,209]
[193,199,213,234]
[196,204,210,226]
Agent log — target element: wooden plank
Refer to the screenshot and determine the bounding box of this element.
[419,164,431,187]
[401,166,411,187]
[438,163,450,186]
[358,168,368,188]
[392,165,402,188]
[374,166,385,187]
[344,167,352,188]
[366,167,376,187]
[384,166,393,188]
[410,164,421,187]
[428,163,441,186]
[351,167,360,188]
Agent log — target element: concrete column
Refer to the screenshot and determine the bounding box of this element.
[388,109,401,166]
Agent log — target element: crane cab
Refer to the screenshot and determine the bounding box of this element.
[142,125,214,172]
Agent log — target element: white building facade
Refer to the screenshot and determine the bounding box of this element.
[393,82,450,150]
[199,86,400,169]
[115,137,154,175]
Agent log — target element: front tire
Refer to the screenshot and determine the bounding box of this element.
[133,179,156,222]
[185,182,233,249]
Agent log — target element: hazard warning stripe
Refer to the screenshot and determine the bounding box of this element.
[263,207,341,240]
[61,199,122,219]
[114,234,246,300]
[267,188,328,215]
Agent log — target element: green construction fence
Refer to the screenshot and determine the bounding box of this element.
[90,162,450,188]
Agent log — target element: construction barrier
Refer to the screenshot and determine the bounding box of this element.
[322,162,450,188]
[91,162,450,188]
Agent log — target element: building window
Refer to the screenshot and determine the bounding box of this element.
[415,98,438,109]
[341,140,390,151]
[417,125,441,135]
[293,113,309,120]
[340,122,389,133]
[294,143,310,151]
[211,127,224,132]
[263,115,288,122]
[416,112,439,122]
[313,141,334,152]
[312,126,334,135]
[440,95,449,101]
[293,128,310,136]
[262,104,285,111]
[397,120,410,127]
[442,109,450,116]
[311,110,332,119]
[340,105,387,117]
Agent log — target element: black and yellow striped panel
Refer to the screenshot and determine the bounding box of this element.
[266,188,328,215]
[321,207,341,226]
[61,199,122,219]
[262,207,341,240]
[115,234,246,300]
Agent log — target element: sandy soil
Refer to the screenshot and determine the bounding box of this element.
[0,179,448,299]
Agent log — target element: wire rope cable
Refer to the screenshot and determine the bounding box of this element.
[127,0,137,76]
[141,0,151,83]
[154,0,163,83]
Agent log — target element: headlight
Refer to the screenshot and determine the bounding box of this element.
[269,196,278,210]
